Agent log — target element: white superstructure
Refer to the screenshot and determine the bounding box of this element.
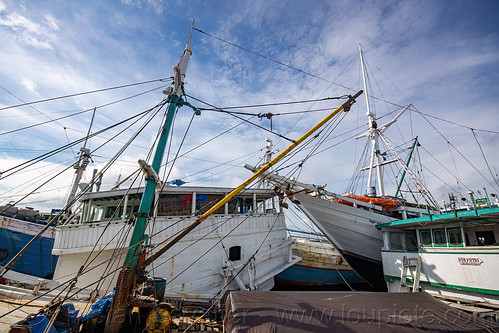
[52,185,299,300]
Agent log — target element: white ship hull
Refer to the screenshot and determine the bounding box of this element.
[382,247,499,304]
[294,193,398,290]
[52,213,299,301]
[379,209,499,305]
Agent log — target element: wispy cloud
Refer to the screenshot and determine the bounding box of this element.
[121,0,165,14]
[0,4,58,49]
[0,0,498,212]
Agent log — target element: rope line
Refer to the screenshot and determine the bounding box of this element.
[0,78,171,112]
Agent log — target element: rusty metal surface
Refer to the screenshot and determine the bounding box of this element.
[104,269,136,333]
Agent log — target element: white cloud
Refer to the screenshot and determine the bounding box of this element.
[20,77,37,94]
[0,10,38,32]
[0,5,57,49]
[121,0,164,14]
[0,0,498,213]
[44,14,59,31]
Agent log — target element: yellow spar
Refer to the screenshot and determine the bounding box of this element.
[142,89,363,268]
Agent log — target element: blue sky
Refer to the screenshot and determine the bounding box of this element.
[0,0,498,213]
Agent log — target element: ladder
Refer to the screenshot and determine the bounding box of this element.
[401,256,421,292]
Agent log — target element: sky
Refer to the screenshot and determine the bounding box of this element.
[0,0,498,223]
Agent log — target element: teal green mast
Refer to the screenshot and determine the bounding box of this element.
[123,25,195,270]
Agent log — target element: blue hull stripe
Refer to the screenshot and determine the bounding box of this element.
[276,264,365,285]
[0,227,57,279]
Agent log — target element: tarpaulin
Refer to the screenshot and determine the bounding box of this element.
[224,291,499,332]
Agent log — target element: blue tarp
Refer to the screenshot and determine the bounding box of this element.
[196,194,208,208]
[167,179,186,186]
[18,315,56,333]
[77,291,114,322]
[15,303,80,333]
[12,291,114,333]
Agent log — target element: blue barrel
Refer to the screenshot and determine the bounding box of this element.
[142,277,166,302]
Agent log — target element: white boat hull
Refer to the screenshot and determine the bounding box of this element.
[294,193,398,289]
[382,247,499,304]
[52,213,299,301]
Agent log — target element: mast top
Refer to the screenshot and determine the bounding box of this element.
[172,19,195,97]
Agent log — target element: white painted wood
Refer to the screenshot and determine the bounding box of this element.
[52,213,299,301]
[382,247,499,304]
[294,193,397,262]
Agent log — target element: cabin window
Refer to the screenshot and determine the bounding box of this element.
[419,229,432,247]
[157,194,191,216]
[475,231,496,246]
[93,207,103,221]
[407,211,422,219]
[196,194,225,215]
[432,229,447,247]
[447,228,463,247]
[229,246,241,261]
[104,206,118,219]
[228,197,254,214]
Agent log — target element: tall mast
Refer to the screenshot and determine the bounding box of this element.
[65,108,95,213]
[257,138,274,189]
[360,44,384,196]
[105,21,195,333]
[123,23,194,271]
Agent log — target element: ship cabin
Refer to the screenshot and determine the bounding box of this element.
[0,203,54,224]
[76,185,278,224]
[378,204,499,303]
[377,205,499,251]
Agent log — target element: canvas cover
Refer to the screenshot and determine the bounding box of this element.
[224,291,499,332]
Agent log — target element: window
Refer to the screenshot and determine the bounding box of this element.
[229,246,241,261]
[447,228,463,246]
[157,194,191,216]
[433,229,447,247]
[475,231,496,246]
[104,206,117,219]
[419,229,432,246]
[197,194,225,215]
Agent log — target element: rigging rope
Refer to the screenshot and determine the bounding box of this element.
[415,108,499,193]
[197,96,347,111]
[0,85,167,137]
[185,94,295,142]
[471,128,499,187]
[0,84,73,133]
[193,28,348,87]
[184,150,261,184]
[0,101,163,179]
[0,78,171,112]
